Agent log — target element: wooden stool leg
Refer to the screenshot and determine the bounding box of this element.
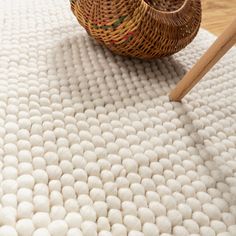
[170,18,236,102]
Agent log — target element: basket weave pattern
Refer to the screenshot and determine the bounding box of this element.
[71,0,201,59]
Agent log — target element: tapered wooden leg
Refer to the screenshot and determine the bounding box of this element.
[170,18,236,102]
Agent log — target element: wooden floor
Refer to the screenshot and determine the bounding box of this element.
[201,0,236,36]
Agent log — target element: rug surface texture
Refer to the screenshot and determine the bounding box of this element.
[0,0,236,235]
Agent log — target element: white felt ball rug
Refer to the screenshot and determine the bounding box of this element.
[0,0,236,235]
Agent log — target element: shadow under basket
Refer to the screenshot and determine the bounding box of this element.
[71,0,202,59]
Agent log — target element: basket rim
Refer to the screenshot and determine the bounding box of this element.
[143,0,190,16]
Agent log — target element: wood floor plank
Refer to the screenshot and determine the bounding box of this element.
[201,0,236,35]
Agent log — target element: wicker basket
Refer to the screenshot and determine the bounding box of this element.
[71,0,201,59]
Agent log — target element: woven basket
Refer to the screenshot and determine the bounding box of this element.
[71,0,201,59]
